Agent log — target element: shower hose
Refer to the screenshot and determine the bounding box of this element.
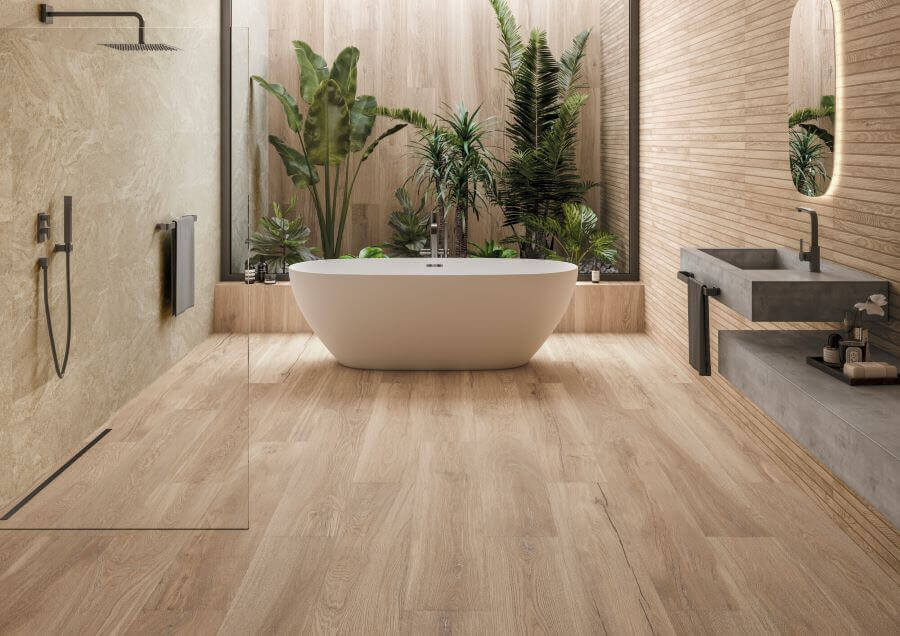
[39,251,72,379]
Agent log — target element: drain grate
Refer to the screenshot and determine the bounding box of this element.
[1,428,112,520]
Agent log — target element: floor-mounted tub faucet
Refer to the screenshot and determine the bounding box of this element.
[430,210,439,258]
[797,207,820,273]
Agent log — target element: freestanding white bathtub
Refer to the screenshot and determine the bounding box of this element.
[288,258,577,370]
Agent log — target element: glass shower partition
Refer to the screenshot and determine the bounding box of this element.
[0,26,250,529]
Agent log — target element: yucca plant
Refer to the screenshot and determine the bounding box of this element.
[789,94,835,152]
[523,203,616,268]
[383,188,430,257]
[790,128,828,197]
[252,43,407,259]
[469,239,517,258]
[489,0,597,257]
[379,103,496,256]
[249,197,318,273]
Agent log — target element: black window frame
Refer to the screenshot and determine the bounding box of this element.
[219,0,639,282]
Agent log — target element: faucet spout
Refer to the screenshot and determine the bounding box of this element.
[797,207,820,272]
[429,211,439,258]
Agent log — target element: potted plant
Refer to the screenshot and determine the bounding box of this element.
[252,43,407,259]
[382,188,430,257]
[249,197,318,274]
[522,203,617,273]
[468,239,517,258]
[378,103,496,257]
[488,0,597,258]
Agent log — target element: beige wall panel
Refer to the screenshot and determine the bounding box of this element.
[0,5,223,505]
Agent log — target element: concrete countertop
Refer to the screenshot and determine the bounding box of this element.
[718,330,899,527]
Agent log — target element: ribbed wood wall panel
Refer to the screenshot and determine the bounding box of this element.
[639,0,900,566]
[265,0,631,265]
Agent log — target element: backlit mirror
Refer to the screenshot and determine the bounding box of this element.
[789,0,836,197]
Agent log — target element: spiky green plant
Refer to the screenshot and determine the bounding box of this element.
[379,103,496,256]
[383,188,430,257]
[249,197,318,273]
[789,94,835,152]
[789,128,828,197]
[523,203,616,268]
[252,43,407,259]
[468,239,517,258]
[489,0,597,257]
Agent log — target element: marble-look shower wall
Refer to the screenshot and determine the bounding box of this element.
[0,5,222,505]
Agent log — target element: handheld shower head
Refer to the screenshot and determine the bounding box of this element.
[63,195,72,248]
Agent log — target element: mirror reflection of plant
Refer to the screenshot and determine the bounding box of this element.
[468,240,517,258]
[379,103,497,257]
[522,203,617,268]
[489,0,597,258]
[383,188,430,257]
[252,43,407,259]
[789,94,835,152]
[249,197,318,273]
[789,128,828,197]
[788,95,834,197]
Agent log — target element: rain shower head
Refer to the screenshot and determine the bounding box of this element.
[100,42,179,52]
[38,4,179,52]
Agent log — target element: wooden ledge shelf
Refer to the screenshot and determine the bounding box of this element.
[214,280,644,334]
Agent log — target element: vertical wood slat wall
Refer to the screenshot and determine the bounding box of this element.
[639,0,900,570]
[264,0,631,264]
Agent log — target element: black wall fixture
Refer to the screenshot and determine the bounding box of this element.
[38,3,179,51]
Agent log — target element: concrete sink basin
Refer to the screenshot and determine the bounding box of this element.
[680,247,889,322]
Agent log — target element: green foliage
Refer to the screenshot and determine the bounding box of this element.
[523,203,617,268]
[252,42,408,259]
[789,94,836,158]
[789,128,828,197]
[381,103,496,256]
[340,246,388,259]
[383,188,430,257]
[488,0,596,257]
[249,197,318,273]
[468,239,517,258]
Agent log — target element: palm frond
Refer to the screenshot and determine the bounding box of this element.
[557,29,591,100]
[377,106,434,131]
[509,29,560,153]
[489,0,524,81]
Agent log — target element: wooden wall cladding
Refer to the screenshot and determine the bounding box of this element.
[639,0,900,565]
[264,0,631,267]
[214,281,644,334]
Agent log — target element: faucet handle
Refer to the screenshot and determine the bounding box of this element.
[799,238,804,253]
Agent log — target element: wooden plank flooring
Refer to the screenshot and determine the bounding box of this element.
[0,333,897,633]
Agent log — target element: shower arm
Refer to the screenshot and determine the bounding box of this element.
[39,4,147,45]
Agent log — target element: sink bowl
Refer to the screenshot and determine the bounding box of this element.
[699,248,790,270]
[680,247,889,322]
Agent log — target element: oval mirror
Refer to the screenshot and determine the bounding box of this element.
[788,0,836,197]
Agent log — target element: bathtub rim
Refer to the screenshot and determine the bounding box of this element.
[288,257,578,278]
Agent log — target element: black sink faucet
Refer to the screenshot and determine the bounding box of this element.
[797,207,820,272]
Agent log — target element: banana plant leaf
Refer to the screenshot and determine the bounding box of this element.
[251,77,302,133]
[293,41,329,104]
[329,47,359,104]
[304,80,351,166]
[349,96,377,151]
[268,134,319,186]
